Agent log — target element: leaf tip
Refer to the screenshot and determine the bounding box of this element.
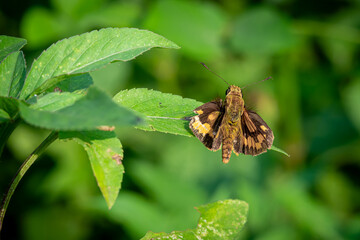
[270,145,290,157]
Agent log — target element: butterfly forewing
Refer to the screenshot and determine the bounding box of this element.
[189,99,224,150]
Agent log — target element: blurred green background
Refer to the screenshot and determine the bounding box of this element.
[1,0,360,239]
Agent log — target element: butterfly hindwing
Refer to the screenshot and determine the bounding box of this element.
[234,107,274,156]
[189,99,224,150]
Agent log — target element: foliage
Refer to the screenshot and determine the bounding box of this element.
[1,0,360,239]
[1,27,254,238]
[0,28,179,213]
[141,199,248,240]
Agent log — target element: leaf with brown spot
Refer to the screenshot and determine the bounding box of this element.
[59,130,124,209]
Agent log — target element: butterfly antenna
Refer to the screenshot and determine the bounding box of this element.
[242,76,272,89]
[201,62,230,86]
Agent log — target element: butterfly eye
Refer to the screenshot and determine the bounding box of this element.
[225,88,230,95]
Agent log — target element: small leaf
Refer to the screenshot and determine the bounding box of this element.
[113,88,202,136]
[20,28,180,99]
[141,199,249,240]
[59,130,124,209]
[0,36,27,62]
[270,145,290,157]
[0,51,26,98]
[20,86,141,130]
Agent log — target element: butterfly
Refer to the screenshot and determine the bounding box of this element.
[189,65,274,164]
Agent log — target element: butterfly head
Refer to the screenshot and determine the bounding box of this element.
[225,85,242,96]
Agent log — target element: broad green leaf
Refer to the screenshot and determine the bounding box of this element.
[19,86,141,130]
[0,96,19,120]
[59,130,124,209]
[230,7,297,55]
[113,88,202,136]
[20,28,179,100]
[144,0,225,60]
[0,36,27,62]
[0,51,26,98]
[141,199,249,240]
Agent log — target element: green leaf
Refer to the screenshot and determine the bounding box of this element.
[0,51,26,98]
[144,0,225,60]
[141,199,249,240]
[42,73,93,94]
[270,145,290,157]
[230,7,297,55]
[0,109,11,123]
[0,36,27,62]
[31,92,84,111]
[59,130,124,209]
[19,86,141,130]
[0,96,19,120]
[113,88,202,136]
[20,28,179,100]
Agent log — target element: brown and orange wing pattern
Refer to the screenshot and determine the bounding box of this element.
[189,99,224,151]
[234,108,274,155]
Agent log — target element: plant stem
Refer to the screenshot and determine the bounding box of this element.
[0,131,59,232]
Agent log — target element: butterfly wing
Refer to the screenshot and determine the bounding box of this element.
[234,107,274,155]
[189,99,224,151]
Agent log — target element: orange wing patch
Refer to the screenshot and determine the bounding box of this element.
[190,116,211,135]
[260,125,268,131]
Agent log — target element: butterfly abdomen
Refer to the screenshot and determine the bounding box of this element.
[222,139,233,164]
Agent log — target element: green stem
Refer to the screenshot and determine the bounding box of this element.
[0,131,59,232]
